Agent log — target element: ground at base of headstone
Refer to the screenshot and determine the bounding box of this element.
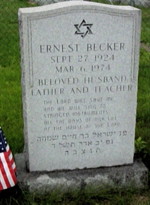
[0,156,149,205]
[15,153,148,194]
[0,179,150,205]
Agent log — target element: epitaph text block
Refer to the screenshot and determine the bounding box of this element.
[19,1,141,171]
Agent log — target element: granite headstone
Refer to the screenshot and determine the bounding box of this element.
[19,1,141,171]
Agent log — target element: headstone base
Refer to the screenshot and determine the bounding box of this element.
[15,153,148,193]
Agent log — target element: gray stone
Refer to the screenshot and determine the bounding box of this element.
[19,1,141,172]
[32,0,67,5]
[109,0,150,7]
[15,153,148,192]
[30,0,150,7]
[32,0,83,6]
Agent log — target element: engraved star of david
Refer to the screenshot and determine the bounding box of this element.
[74,20,93,38]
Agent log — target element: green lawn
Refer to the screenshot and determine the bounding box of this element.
[1,186,150,205]
[135,7,150,160]
[0,0,150,204]
[0,0,35,153]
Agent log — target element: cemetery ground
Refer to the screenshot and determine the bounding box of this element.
[0,0,150,204]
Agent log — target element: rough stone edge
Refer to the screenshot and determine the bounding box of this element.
[15,153,148,193]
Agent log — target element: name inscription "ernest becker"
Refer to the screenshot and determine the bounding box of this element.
[40,43,125,53]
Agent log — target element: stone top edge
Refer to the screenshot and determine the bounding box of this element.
[18,1,140,16]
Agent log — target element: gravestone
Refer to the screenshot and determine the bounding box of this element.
[19,1,141,172]
[111,0,150,7]
[32,0,68,6]
[31,0,150,7]
[32,0,83,6]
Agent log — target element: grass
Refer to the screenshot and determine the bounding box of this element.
[141,8,150,47]
[0,186,150,205]
[136,48,150,144]
[0,0,36,152]
[0,0,30,67]
[135,7,150,157]
[0,0,150,204]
